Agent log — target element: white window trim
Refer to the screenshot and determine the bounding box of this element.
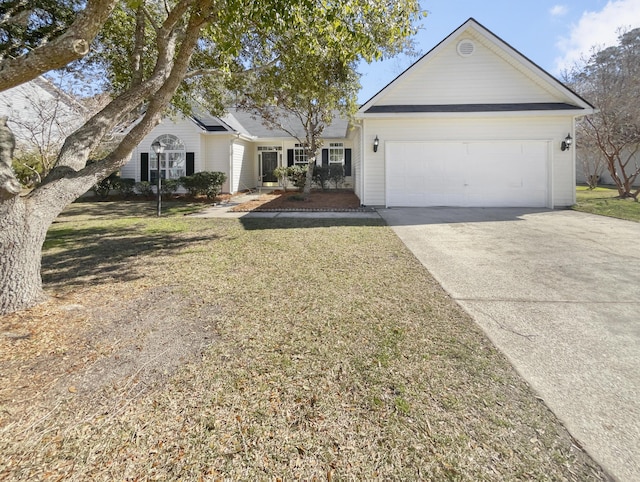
[329,142,344,164]
[294,143,308,164]
[150,134,186,180]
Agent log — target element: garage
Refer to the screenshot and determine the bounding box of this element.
[355,19,595,209]
[385,140,549,207]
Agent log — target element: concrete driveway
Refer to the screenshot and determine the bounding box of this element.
[378,207,640,482]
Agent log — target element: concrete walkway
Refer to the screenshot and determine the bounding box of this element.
[378,207,640,482]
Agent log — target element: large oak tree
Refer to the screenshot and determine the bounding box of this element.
[0,0,422,315]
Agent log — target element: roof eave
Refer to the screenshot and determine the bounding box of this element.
[356,108,594,120]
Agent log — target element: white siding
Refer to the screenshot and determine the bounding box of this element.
[362,116,575,207]
[231,139,256,193]
[119,154,137,180]
[348,127,362,200]
[376,30,562,106]
[123,116,203,181]
[202,134,233,191]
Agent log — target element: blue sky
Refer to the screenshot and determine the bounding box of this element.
[357,0,640,103]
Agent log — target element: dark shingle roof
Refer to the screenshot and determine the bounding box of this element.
[365,103,584,114]
[190,106,349,139]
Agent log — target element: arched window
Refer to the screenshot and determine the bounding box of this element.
[150,134,186,182]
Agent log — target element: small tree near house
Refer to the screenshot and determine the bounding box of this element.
[238,2,421,197]
[568,27,640,199]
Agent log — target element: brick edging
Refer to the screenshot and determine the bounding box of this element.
[231,207,376,213]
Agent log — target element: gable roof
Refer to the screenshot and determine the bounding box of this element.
[358,18,594,116]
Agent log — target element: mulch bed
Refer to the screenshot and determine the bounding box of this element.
[230,190,370,212]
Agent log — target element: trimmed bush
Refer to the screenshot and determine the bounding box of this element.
[135,181,154,196]
[92,172,119,199]
[161,179,180,196]
[287,165,307,189]
[273,166,290,191]
[329,164,345,189]
[179,171,227,199]
[313,165,330,190]
[179,175,200,196]
[113,177,136,198]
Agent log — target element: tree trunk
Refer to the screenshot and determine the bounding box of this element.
[0,196,51,314]
[303,159,315,197]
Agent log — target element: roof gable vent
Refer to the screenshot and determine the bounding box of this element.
[457,39,475,57]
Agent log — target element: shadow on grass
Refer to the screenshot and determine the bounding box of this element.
[42,224,218,288]
[62,200,208,219]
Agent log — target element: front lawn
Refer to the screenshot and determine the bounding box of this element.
[573,185,640,222]
[0,203,605,480]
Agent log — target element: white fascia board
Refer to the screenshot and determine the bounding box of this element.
[356,109,593,120]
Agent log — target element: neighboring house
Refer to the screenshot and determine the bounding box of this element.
[126,18,594,208]
[354,18,594,208]
[122,108,353,194]
[0,76,86,150]
[576,148,640,187]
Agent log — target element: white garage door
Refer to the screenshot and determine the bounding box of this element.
[386,141,549,207]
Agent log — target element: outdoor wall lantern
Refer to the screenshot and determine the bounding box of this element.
[561,133,573,151]
[151,140,165,217]
[373,135,379,152]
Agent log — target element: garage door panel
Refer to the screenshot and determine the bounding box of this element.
[386,141,548,207]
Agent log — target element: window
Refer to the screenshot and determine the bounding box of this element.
[293,144,308,164]
[150,134,186,182]
[329,142,344,164]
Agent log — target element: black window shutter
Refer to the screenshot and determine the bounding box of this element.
[322,149,329,167]
[344,149,352,176]
[140,153,149,181]
[287,149,294,167]
[186,152,195,175]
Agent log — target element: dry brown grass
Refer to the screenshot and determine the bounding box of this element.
[0,204,608,480]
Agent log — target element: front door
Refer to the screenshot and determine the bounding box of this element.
[261,151,278,184]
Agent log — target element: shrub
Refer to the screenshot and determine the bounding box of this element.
[12,151,44,187]
[161,179,180,196]
[92,172,119,199]
[179,171,227,199]
[313,165,330,190]
[113,177,136,198]
[329,164,345,189]
[287,165,308,189]
[273,166,290,191]
[201,171,227,199]
[135,181,154,196]
[178,175,200,196]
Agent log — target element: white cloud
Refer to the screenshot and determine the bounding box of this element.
[550,5,569,17]
[554,0,640,73]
